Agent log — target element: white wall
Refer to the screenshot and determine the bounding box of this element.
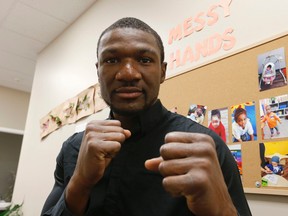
[0,86,30,130]
[13,0,288,215]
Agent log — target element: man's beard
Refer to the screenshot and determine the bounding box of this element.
[110,104,145,117]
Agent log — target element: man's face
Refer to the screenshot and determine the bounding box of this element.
[96,28,166,116]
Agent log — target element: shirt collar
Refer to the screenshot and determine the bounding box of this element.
[108,99,167,136]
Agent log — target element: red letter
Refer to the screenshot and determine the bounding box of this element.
[183,17,194,37]
[182,45,195,65]
[168,49,182,70]
[222,27,236,50]
[194,39,209,61]
[218,0,232,17]
[207,5,218,26]
[194,12,205,32]
[168,24,183,45]
[208,33,222,55]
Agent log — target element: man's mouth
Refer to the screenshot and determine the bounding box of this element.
[114,86,143,99]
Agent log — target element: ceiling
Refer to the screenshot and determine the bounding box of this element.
[0,0,98,93]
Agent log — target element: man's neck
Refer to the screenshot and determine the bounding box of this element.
[113,113,138,130]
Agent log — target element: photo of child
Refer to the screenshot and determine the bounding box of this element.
[229,144,242,175]
[259,94,288,140]
[231,102,257,143]
[262,63,276,85]
[187,104,207,124]
[208,108,228,143]
[264,155,284,175]
[258,47,287,91]
[259,141,288,187]
[262,105,281,137]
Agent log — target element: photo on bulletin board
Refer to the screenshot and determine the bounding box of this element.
[229,144,242,175]
[258,47,287,92]
[208,107,229,143]
[259,94,288,140]
[231,102,257,143]
[186,104,207,124]
[259,141,288,187]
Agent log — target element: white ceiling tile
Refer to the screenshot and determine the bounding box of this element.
[0,28,46,59]
[20,0,97,23]
[0,67,32,92]
[0,50,36,75]
[0,0,97,92]
[0,0,17,22]
[3,2,68,43]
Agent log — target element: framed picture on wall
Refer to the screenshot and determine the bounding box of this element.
[229,144,242,175]
[208,107,229,144]
[259,94,288,140]
[258,47,287,91]
[231,102,257,143]
[259,141,288,187]
[186,104,207,124]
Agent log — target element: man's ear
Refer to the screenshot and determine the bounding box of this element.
[96,62,99,77]
[160,62,167,83]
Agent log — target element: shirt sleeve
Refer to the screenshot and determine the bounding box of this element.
[232,122,240,140]
[41,189,74,216]
[41,145,74,216]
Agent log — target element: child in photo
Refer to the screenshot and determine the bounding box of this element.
[208,109,226,142]
[264,155,284,175]
[262,63,276,85]
[187,105,206,124]
[261,104,281,138]
[232,107,254,142]
[187,106,198,122]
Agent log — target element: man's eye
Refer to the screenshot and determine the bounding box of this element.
[105,58,118,64]
[139,57,152,63]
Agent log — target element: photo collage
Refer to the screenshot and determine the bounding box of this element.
[182,47,288,188]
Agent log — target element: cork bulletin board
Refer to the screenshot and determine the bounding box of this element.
[159,34,288,196]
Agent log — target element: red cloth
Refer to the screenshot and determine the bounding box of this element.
[209,121,226,142]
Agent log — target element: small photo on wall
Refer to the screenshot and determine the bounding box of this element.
[259,141,288,187]
[259,94,288,140]
[258,47,287,91]
[229,144,242,175]
[187,104,207,124]
[231,102,257,143]
[208,107,229,143]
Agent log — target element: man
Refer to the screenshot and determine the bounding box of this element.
[42,17,251,216]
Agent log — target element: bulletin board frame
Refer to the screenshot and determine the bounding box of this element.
[159,34,288,196]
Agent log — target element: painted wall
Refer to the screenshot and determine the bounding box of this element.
[0,86,30,131]
[12,0,288,215]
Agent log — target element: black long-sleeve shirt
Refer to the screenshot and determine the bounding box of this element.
[41,100,251,216]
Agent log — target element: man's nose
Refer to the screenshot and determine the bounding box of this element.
[115,60,142,81]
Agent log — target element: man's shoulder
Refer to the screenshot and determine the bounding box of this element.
[169,113,212,135]
[62,131,85,151]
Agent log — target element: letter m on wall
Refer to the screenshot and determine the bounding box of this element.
[168,24,182,45]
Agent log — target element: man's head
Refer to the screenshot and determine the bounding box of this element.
[96,17,167,116]
[97,17,165,63]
